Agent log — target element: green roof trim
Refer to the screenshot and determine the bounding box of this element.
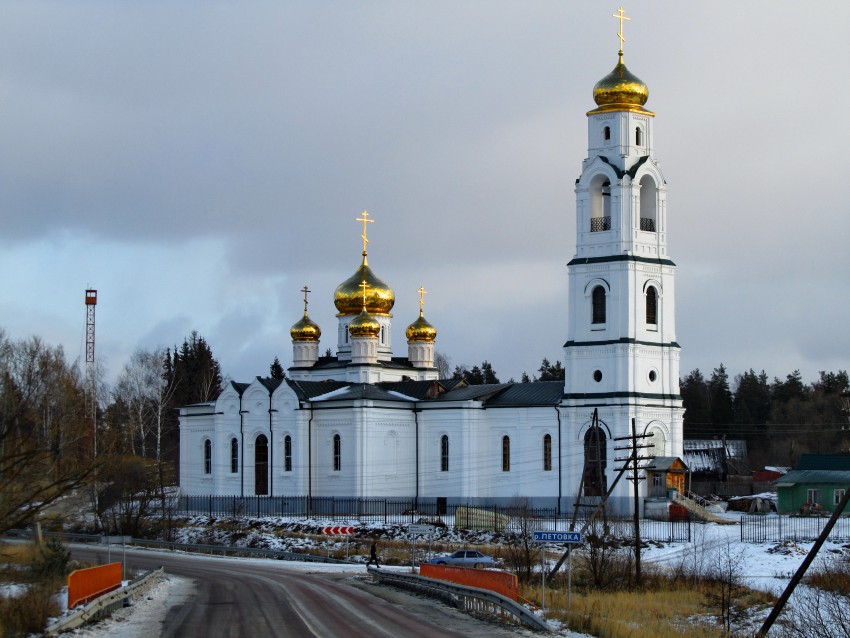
[567,255,676,267]
[564,338,681,349]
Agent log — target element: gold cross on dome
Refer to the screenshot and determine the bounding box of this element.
[356,211,374,254]
[301,285,311,313]
[359,278,369,307]
[417,286,427,314]
[612,7,631,53]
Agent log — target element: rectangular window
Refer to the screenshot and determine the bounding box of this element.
[230,439,238,473]
[333,434,341,472]
[440,435,449,472]
[204,440,212,475]
[653,473,663,487]
[502,436,510,472]
[284,436,292,472]
[835,489,846,506]
[543,434,552,472]
[807,489,821,505]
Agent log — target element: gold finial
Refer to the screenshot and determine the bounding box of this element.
[355,211,374,256]
[417,286,427,316]
[612,7,631,56]
[301,285,311,314]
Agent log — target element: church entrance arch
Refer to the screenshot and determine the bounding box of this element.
[255,434,269,495]
[583,425,608,497]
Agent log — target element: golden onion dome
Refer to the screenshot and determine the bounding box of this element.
[348,307,380,338]
[290,312,321,342]
[334,255,395,316]
[406,313,437,342]
[589,53,653,116]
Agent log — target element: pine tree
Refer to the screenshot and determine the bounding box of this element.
[269,357,285,380]
[681,369,711,437]
[708,364,734,434]
[537,358,565,381]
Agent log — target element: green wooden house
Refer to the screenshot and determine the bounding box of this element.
[775,454,850,515]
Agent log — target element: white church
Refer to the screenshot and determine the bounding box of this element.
[179,27,685,515]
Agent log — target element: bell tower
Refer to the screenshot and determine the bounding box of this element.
[562,9,684,513]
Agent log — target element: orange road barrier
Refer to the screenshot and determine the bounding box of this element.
[68,562,122,608]
[420,564,518,602]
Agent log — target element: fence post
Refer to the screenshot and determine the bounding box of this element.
[208,494,212,517]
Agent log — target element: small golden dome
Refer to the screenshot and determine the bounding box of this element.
[406,313,436,342]
[334,255,395,316]
[348,307,381,338]
[290,313,321,342]
[589,54,653,115]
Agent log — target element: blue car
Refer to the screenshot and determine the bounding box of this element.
[428,550,495,568]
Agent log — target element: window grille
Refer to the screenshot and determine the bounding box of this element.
[590,216,611,232]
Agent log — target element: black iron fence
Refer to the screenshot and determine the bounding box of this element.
[740,515,850,543]
[178,495,691,543]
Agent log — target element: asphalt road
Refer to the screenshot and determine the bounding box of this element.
[69,545,532,638]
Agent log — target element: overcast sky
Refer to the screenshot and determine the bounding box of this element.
[0,2,847,388]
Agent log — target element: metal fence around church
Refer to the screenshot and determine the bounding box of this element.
[178,495,691,543]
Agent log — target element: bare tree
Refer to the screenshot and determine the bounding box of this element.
[502,499,537,583]
[0,330,98,534]
[706,541,746,634]
[435,351,451,380]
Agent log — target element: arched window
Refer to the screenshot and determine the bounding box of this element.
[635,126,642,146]
[592,286,606,324]
[603,125,611,141]
[646,286,657,325]
[583,427,607,497]
[230,438,238,473]
[543,434,552,472]
[639,175,657,232]
[440,435,449,472]
[204,439,212,475]
[502,436,510,472]
[589,175,612,232]
[284,435,292,472]
[255,434,268,495]
[333,434,341,471]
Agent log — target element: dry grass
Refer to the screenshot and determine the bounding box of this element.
[0,584,60,637]
[520,576,775,638]
[0,541,68,637]
[807,556,850,595]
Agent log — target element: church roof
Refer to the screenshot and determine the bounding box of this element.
[286,379,349,400]
[316,383,417,402]
[230,381,251,395]
[292,355,422,372]
[257,377,284,393]
[378,380,451,400]
[436,383,514,403]
[483,381,564,407]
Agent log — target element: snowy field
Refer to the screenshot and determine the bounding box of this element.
[42,511,850,637]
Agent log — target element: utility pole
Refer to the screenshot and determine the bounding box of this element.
[614,418,653,586]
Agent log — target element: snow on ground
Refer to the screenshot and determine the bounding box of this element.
[63,573,195,638]
[48,511,850,637]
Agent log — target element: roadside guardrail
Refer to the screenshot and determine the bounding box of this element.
[45,567,164,636]
[368,567,551,632]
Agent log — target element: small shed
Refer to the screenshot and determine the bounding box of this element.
[775,454,850,514]
[647,456,688,498]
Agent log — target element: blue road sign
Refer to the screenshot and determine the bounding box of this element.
[532,530,582,543]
